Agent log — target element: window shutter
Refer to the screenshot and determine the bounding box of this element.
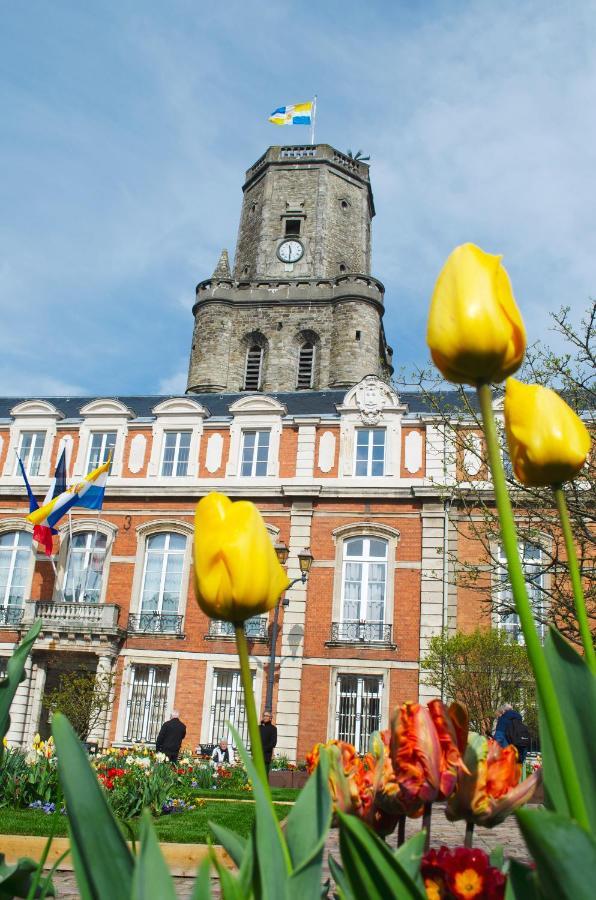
[244,346,263,391]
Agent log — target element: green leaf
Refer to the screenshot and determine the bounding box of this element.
[237,831,255,897]
[505,859,541,899]
[209,850,245,900]
[52,712,134,900]
[0,853,53,899]
[208,823,247,867]
[516,807,596,900]
[189,857,213,900]
[337,812,426,900]
[489,845,505,872]
[540,628,596,830]
[327,856,355,900]
[131,811,177,900]
[286,749,333,897]
[394,831,426,892]
[0,621,41,752]
[229,724,290,900]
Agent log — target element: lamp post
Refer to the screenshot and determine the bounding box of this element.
[264,543,314,715]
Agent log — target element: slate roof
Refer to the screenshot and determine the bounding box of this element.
[0,390,476,422]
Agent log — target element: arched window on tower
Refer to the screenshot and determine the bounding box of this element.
[244,345,263,391]
[297,342,315,389]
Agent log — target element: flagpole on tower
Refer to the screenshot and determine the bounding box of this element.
[311,95,317,145]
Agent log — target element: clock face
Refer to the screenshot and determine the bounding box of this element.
[277,239,303,263]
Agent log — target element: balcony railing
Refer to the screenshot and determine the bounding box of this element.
[22,601,121,631]
[0,606,24,626]
[127,613,184,635]
[207,616,268,641]
[327,621,395,647]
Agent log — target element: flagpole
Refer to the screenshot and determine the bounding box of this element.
[311,95,317,145]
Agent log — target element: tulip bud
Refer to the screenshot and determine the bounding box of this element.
[504,378,591,486]
[193,492,289,622]
[427,243,526,385]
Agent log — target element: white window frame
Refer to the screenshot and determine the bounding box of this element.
[341,536,388,624]
[160,430,192,477]
[336,377,405,478]
[226,395,286,478]
[335,673,383,754]
[61,531,108,603]
[331,524,399,632]
[4,400,61,479]
[139,532,188,618]
[86,431,117,473]
[0,530,33,611]
[73,400,134,478]
[147,398,207,479]
[208,668,255,750]
[353,428,386,476]
[123,664,171,744]
[496,542,546,643]
[15,431,46,477]
[240,429,270,477]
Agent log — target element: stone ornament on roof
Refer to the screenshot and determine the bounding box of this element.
[352,375,401,425]
[212,249,232,280]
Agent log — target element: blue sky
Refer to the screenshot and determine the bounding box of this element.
[1,0,595,396]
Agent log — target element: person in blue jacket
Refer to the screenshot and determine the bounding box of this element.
[494,704,530,762]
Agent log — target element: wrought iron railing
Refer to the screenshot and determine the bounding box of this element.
[328,621,394,646]
[0,606,24,626]
[207,616,268,640]
[127,613,184,635]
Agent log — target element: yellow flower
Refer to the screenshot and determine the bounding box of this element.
[427,243,526,385]
[505,378,591,486]
[193,492,290,622]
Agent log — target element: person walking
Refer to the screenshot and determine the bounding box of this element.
[155,710,186,763]
[494,703,531,763]
[259,711,278,774]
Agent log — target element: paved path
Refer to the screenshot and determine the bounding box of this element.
[50,805,531,897]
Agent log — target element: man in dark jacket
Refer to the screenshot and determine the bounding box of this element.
[259,711,278,773]
[155,710,186,762]
[494,704,530,762]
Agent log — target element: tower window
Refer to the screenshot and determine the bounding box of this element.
[297,342,315,389]
[244,345,263,391]
[340,199,350,210]
[339,264,347,274]
[355,330,361,341]
[285,219,301,236]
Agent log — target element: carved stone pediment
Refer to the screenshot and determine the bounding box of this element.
[339,376,404,425]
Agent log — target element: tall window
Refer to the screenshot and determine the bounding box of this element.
[297,342,315,389]
[139,533,186,628]
[209,669,253,749]
[0,531,32,619]
[87,432,116,472]
[244,345,263,391]
[336,674,382,754]
[16,431,45,476]
[497,543,545,643]
[342,537,387,640]
[124,664,170,743]
[161,431,191,476]
[354,429,385,476]
[240,430,270,476]
[63,532,107,603]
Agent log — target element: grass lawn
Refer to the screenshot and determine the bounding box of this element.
[0,801,288,844]
[193,787,300,802]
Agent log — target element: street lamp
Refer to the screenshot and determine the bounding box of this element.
[264,544,314,714]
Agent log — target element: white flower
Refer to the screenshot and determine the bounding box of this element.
[155,752,168,763]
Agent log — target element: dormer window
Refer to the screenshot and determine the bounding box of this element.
[16,431,45,476]
[284,219,301,236]
[297,342,315,389]
[244,345,263,391]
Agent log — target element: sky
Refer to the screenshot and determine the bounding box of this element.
[1,0,595,397]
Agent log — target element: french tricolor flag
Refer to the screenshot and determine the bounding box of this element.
[18,450,67,556]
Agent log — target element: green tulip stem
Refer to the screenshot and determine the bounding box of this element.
[477,383,589,830]
[553,486,596,674]
[464,821,474,849]
[422,802,432,852]
[234,623,269,791]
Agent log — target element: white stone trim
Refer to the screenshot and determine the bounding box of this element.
[130,520,194,622]
[146,399,208,479]
[73,401,134,479]
[199,658,265,747]
[114,656,179,744]
[226,398,285,477]
[53,517,118,604]
[3,402,63,479]
[326,665,391,743]
[330,522,400,627]
[337,376,406,478]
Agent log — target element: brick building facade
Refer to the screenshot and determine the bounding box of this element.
[0,145,503,761]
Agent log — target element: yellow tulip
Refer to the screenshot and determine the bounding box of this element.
[504,378,591,486]
[193,492,290,622]
[427,243,526,385]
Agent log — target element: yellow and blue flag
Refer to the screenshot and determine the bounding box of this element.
[269,101,313,126]
[27,456,111,529]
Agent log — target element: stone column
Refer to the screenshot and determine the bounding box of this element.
[5,654,34,747]
[418,503,447,704]
[87,654,114,748]
[274,501,313,761]
[22,660,47,748]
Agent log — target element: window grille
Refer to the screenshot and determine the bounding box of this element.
[244,346,263,391]
[87,432,117,472]
[63,531,107,603]
[16,431,45,476]
[497,543,545,643]
[297,342,315,389]
[0,657,8,679]
[0,531,32,613]
[342,537,387,638]
[124,664,170,743]
[140,532,186,618]
[336,674,382,753]
[209,669,254,749]
[240,430,270,477]
[354,428,386,476]
[161,431,192,476]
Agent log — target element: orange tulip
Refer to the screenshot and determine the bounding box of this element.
[377,700,468,818]
[447,734,541,827]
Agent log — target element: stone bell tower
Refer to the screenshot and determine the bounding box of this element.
[186,144,393,393]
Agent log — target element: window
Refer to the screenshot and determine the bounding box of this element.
[161,431,191,477]
[139,533,186,628]
[342,538,387,639]
[354,429,385,476]
[0,531,32,617]
[124,664,170,743]
[244,346,263,391]
[0,657,7,679]
[297,343,315,389]
[209,616,267,640]
[209,669,253,748]
[497,543,545,643]
[336,674,382,754]
[63,532,107,603]
[240,430,270,476]
[285,219,301,236]
[16,432,45,476]
[87,431,116,472]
